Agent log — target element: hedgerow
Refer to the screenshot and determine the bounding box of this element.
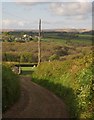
[32,53,93,119]
[2,64,20,112]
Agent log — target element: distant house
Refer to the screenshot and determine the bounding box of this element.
[29,36,33,40]
[23,34,33,42]
[15,37,24,42]
[23,34,27,38]
[14,34,33,42]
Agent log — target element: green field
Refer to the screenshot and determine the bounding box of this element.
[21,67,33,71]
[20,67,35,76]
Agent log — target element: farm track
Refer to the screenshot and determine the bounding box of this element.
[3,76,69,118]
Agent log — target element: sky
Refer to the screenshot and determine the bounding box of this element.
[0,0,93,30]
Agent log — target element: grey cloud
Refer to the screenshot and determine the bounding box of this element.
[50,2,92,19]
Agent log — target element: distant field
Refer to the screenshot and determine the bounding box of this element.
[42,38,92,45]
[21,67,35,76]
[2,37,92,63]
[21,67,34,71]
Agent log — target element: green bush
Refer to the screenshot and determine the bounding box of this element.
[2,65,20,112]
[49,54,59,61]
[32,53,93,119]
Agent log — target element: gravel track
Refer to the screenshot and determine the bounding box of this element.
[3,76,69,118]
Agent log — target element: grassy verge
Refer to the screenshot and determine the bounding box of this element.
[2,64,20,112]
[32,53,93,119]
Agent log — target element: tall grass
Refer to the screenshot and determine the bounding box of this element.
[32,53,93,119]
[2,64,20,112]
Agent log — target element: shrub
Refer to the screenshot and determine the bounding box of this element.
[49,54,59,61]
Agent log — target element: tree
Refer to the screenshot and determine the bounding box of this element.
[2,32,14,42]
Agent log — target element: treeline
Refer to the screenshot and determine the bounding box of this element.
[2,52,38,63]
[42,32,92,40]
[2,31,92,42]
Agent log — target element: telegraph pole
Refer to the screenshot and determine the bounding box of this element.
[38,19,41,66]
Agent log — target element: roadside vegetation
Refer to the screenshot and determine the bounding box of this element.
[2,64,20,112]
[32,53,93,119]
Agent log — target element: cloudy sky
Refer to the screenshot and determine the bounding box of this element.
[1,0,93,30]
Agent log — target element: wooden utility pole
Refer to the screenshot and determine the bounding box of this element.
[38,19,41,66]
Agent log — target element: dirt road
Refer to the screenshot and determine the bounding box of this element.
[3,76,69,118]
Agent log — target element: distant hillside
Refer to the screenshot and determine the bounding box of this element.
[1,28,92,34]
[54,29,92,33]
